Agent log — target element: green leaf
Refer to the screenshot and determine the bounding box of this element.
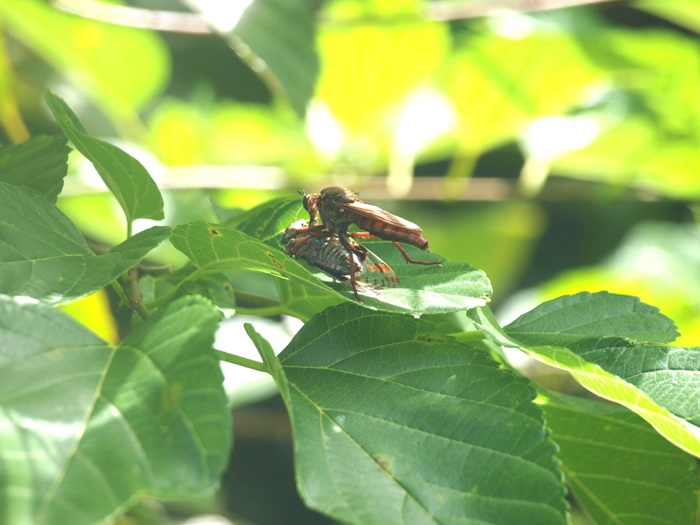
[170,220,491,318]
[316,19,449,137]
[244,323,289,401]
[0,0,168,124]
[228,197,306,242]
[637,0,700,34]
[542,392,699,525]
[44,90,164,224]
[0,182,170,303]
[470,298,700,458]
[565,339,700,426]
[230,197,491,313]
[0,295,230,525]
[446,29,601,154]
[505,291,679,344]
[279,304,568,525]
[0,135,70,202]
[186,0,320,117]
[169,221,346,319]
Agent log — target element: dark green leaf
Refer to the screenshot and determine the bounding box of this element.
[0,182,170,302]
[170,221,491,317]
[0,135,70,202]
[542,392,699,525]
[169,221,346,319]
[505,291,679,344]
[187,0,319,117]
[44,90,164,223]
[228,197,306,242]
[280,303,568,525]
[0,295,230,525]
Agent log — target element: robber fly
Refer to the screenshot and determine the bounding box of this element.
[301,186,441,267]
[281,220,398,301]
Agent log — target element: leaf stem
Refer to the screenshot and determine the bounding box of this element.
[449,330,486,343]
[216,349,269,373]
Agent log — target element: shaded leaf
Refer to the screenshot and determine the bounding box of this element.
[228,197,306,242]
[0,295,230,525]
[45,90,164,224]
[232,0,320,117]
[278,304,568,524]
[186,0,320,117]
[0,135,70,202]
[0,182,170,303]
[542,392,699,525]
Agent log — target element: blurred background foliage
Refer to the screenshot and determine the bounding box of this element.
[2,0,700,523]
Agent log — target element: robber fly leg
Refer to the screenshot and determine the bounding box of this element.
[391,242,442,266]
[339,234,363,302]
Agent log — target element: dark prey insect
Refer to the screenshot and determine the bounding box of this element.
[281,220,398,300]
[301,186,442,267]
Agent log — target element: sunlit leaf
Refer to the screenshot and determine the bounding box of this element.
[542,392,699,525]
[471,293,700,458]
[445,29,600,155]
[45,90,164,224]
[520,222,700,346]
[317,19,450,137]
[637,0,700,34]
[0,0,168,124]
[277,304,568,524]
[0,295,230,525]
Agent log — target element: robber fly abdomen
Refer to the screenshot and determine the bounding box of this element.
[302,186,440,266]
[350,214,429,250]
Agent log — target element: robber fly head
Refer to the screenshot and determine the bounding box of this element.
[299,191,321,223]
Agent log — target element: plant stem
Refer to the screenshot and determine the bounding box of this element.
[448,330,486,344]
[216,350,269,373]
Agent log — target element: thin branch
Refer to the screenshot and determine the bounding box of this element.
[426,0,626,21]
[50,0,212,33]
[50,0,627,35]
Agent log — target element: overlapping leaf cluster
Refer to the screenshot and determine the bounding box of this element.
[0,92,698,525]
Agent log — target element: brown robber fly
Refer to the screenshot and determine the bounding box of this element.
[301,186,442,267]
[281,220,398,301]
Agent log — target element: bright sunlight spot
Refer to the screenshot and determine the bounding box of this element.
[306,100,345,158]
[524,116,599,159]
[188,0,254,33]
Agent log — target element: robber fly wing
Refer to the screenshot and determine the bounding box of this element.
[338,200,422,232]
